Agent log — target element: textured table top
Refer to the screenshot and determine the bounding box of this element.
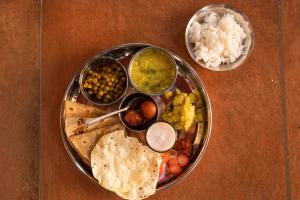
[0,0,299,200]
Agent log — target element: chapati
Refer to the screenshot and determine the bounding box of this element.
[69,123,125,165]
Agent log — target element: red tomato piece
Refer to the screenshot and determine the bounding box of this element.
[177,153,189,167]
[168,163,182,175]
[159,152,171,176]
[167,157,178,167]
[161,152,171,163]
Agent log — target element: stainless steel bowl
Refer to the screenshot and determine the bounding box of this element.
[79,56,128,105]
[118,92,159,132]
[185,4,254,71]
[128,47,178,95]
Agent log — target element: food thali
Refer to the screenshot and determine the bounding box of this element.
[60,43,212,199]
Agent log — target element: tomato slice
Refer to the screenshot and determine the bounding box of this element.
[168,163,182,175]
[161,152,171,163]
[167,157,178,167]
[177,153,189,167]
[159,152,171,176]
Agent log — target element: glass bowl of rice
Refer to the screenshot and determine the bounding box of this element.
[185,4,254,71]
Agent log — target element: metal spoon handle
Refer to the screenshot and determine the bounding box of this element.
[86,106,129,126]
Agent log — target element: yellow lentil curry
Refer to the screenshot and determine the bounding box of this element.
[130,48,176,94]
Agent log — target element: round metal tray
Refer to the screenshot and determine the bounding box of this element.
[60,43,212,191]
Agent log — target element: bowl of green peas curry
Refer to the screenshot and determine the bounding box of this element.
[79,56,128,105]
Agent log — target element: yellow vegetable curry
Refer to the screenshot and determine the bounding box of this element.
[130,48,176,94]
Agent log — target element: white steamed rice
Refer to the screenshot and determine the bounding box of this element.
[189,12,246,68]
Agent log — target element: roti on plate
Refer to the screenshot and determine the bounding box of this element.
[64,100,107,118]
[68,123,125,165]
[64,116,120,137]
[91,130,162,200]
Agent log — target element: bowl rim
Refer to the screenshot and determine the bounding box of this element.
[79,56,129,106]
[185,3,255,71]
[128,46,178,95]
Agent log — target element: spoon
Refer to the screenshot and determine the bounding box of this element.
[85,97,145,126]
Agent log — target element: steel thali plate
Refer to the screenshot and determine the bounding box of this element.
[60,43,212,191]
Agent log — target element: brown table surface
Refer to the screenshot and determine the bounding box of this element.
[0,0,299,199]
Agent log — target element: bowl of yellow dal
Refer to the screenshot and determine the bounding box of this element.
[128,47,177,95]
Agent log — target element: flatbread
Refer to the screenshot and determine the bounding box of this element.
[64,100,107,118]
[68,123,125,165]
[91,130,162,200]
[64,116,119,137]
